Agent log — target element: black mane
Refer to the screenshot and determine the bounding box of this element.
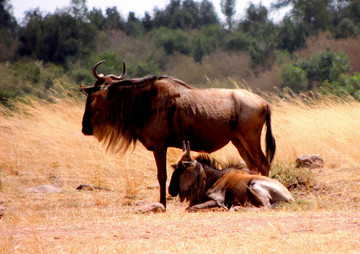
[194,153,247,171]
[93,75,193,154]
[108,75,194,90]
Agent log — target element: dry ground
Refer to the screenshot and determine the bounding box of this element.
[1,177,359,253]
[0,91,360,253]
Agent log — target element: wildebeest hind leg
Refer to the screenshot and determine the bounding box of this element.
[231,138,258,173]
[238,134,270,176]
[248,180,272,208]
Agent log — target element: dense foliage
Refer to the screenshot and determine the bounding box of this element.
[0,0,360,105]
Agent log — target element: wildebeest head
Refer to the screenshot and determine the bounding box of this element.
[168,141,207,204]
[81,60,126,136]
[81,60,126,95]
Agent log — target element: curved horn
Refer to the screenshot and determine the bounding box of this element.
[182,141,186,152]
[108,61,126,81]
[185,141,191,158]
[92,60,105,80]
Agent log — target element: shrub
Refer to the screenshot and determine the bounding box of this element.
[224,31,253,51]
[304,48,350,88]
[333,18,359,39]
[321,72,360,100]
[281,49,351,92]
[281,65,308,92]
[153,27,190,55]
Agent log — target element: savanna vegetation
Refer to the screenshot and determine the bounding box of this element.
[0,0,360,252]
[1,0,360,105]
[0,86,359,253]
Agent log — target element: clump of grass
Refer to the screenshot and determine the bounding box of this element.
[270,162,315,190]
[270,162,326,211]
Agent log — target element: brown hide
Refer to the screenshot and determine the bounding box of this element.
[81,61,276,209]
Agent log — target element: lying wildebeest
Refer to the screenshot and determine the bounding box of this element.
[169,142,293,211]
[81,60,276,209]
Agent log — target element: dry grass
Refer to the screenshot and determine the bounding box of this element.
[271,92,360,168]
[0,89,360,253]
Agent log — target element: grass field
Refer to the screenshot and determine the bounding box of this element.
[0,89,359,253]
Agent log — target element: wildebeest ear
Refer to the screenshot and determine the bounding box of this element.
[80,85,97,95]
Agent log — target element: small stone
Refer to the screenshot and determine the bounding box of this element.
[296,154,324,168]
[0,206,5,218]
[24,184,62,193]
[76,184,95,191]
[76,184,111,191]
[136,202,166,213]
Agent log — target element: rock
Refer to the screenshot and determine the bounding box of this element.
[76,184,95,191]
[24,184,62,193]
[296,154,324,168]
[136,202,166,214]
[0,206,5,218]
[76,184,111,191]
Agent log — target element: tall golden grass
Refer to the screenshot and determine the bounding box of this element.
[271,91,360,169]
[1,87,360,253]
[1,88,359,193]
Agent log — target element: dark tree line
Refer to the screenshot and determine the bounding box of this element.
[0,0,360,103]
[1,0,360,66]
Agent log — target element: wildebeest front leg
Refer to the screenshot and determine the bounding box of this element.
[154,148,167,209]
[186,200,227,212]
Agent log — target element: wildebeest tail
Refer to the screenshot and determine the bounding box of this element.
[265,106,276,163]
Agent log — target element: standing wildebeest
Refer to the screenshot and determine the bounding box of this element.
[169,142,293,211]
[81,60,276,209]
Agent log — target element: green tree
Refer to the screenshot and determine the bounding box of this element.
[181,0,200,30]
[332,18,359,38]
[239,4,278,69]
[0,0,18,61]
[241,3,269,36]
[153,27,190,55]
[224,31,253,51]
[124,12,143,37]
[153,0,182,29]
[0,0,17,31]
[104,7,125,30]
[282,49,351,92]
[278,17,307,53]
[199,0,219,26]
[304,49,350,87]
[274,0,333,34]
[17,10,97,66]
[151,0,219,30]
[88,7,106,30]
[71,0,88,21]
[142,12,154,32]
[221,0,236,29]
[332,0,360,38]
